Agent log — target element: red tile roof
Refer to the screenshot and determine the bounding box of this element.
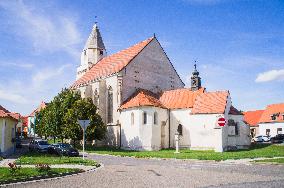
[0,105,18,121]
[8,113,21,120]
[120,89,165,109]
[243,110,264,126]
[120,88,237,115]
[258,103,284,123]
[72,37,154,88]
[159,88,205,109]
[191,91,229,114]
[29,101,48,117]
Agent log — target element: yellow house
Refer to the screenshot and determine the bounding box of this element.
[0,105,17,156]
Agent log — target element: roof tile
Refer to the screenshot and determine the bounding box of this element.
[72,37,154,88]
[191,91,229,114]
[243,110,264,126]
[258,103,284,123]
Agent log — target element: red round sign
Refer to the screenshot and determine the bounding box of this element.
[217,117,226,127]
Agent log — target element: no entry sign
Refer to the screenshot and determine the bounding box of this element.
[217,117,226,127]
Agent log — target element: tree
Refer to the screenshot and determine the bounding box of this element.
[63,97,105,146]
[35,88,105,145]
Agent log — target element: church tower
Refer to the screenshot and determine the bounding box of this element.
[76,24,106,80]
[191,64,201,91]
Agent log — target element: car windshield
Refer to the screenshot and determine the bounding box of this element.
[59,144,72,149]
[38,141,48,145]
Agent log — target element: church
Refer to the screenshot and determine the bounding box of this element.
[71,24,250,152]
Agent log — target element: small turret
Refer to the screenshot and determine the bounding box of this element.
[191,64,201,91]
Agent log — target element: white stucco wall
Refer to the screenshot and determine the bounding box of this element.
[0,118,16,155]
[258,122,284,137]
[119,107,168,150]
[227,115,251,149]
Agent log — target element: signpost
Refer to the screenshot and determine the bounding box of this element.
[78,120,90,160]
[217,117,226,127]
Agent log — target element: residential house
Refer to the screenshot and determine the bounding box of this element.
[0,105,18,156]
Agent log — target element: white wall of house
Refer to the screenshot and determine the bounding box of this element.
[187,113,225,152]
[0,118,16,155]
[169,109,192,148]
[258,122,284,137]
[119,107,168,150]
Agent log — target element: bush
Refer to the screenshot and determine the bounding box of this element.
[8,162,21,175]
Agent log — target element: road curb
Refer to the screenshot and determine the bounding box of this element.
[0,163,104,187]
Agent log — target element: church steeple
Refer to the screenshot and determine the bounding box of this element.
[191,63,201,91]
[76,23,106,80]
[84,23,106,52]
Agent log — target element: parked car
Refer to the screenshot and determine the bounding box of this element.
[252,135,270,142]
[29,139,50,152]
[47,143,60,154]
[271,134,284,143]
[15,138,22,148]
[49,143,79,157]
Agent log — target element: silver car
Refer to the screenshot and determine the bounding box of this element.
[29,139,50,152]
[252,135,270,142]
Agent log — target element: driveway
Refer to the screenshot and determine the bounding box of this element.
[5,153,284,188]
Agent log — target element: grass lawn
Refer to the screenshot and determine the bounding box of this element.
[83,144,284,161]
[47,138,64,144]
[0,167,81,184]
[254,158,284,164]
[15,152,99,166]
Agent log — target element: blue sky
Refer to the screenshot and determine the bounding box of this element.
[0,0,283,115]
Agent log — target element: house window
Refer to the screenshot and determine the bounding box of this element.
[131,112,134,125]
[266,129,270,136]
[235,123,239,135]
[107,86,113,124]
[277,128,282,135]
[282,114,284,120]
[143,112,147,124]
[153,112,158,125]
[271,115,276,120]
[93,89,99,106]
[177,124,183,136]
[100,50,103,55]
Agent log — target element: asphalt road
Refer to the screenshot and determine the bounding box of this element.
[5,153,284,188]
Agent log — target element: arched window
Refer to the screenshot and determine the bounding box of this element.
[153,112,158,125]
[143,112,147,124]
[177,124,183,136]
[93,89,99,106]
[107,86,113,124]
[131,112,134,125]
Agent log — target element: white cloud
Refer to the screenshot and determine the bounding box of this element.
[0,62,34,69]
[255,69,284,83]
[32,64,72,84]
[0,89,28,104]
[0,0,82,58]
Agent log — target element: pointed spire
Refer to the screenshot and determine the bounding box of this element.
[84,23,106,50]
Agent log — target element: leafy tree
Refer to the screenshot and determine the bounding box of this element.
[35,88,105,145]
[63,97,105,146]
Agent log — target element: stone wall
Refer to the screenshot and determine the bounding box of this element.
[121,38,185,103]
